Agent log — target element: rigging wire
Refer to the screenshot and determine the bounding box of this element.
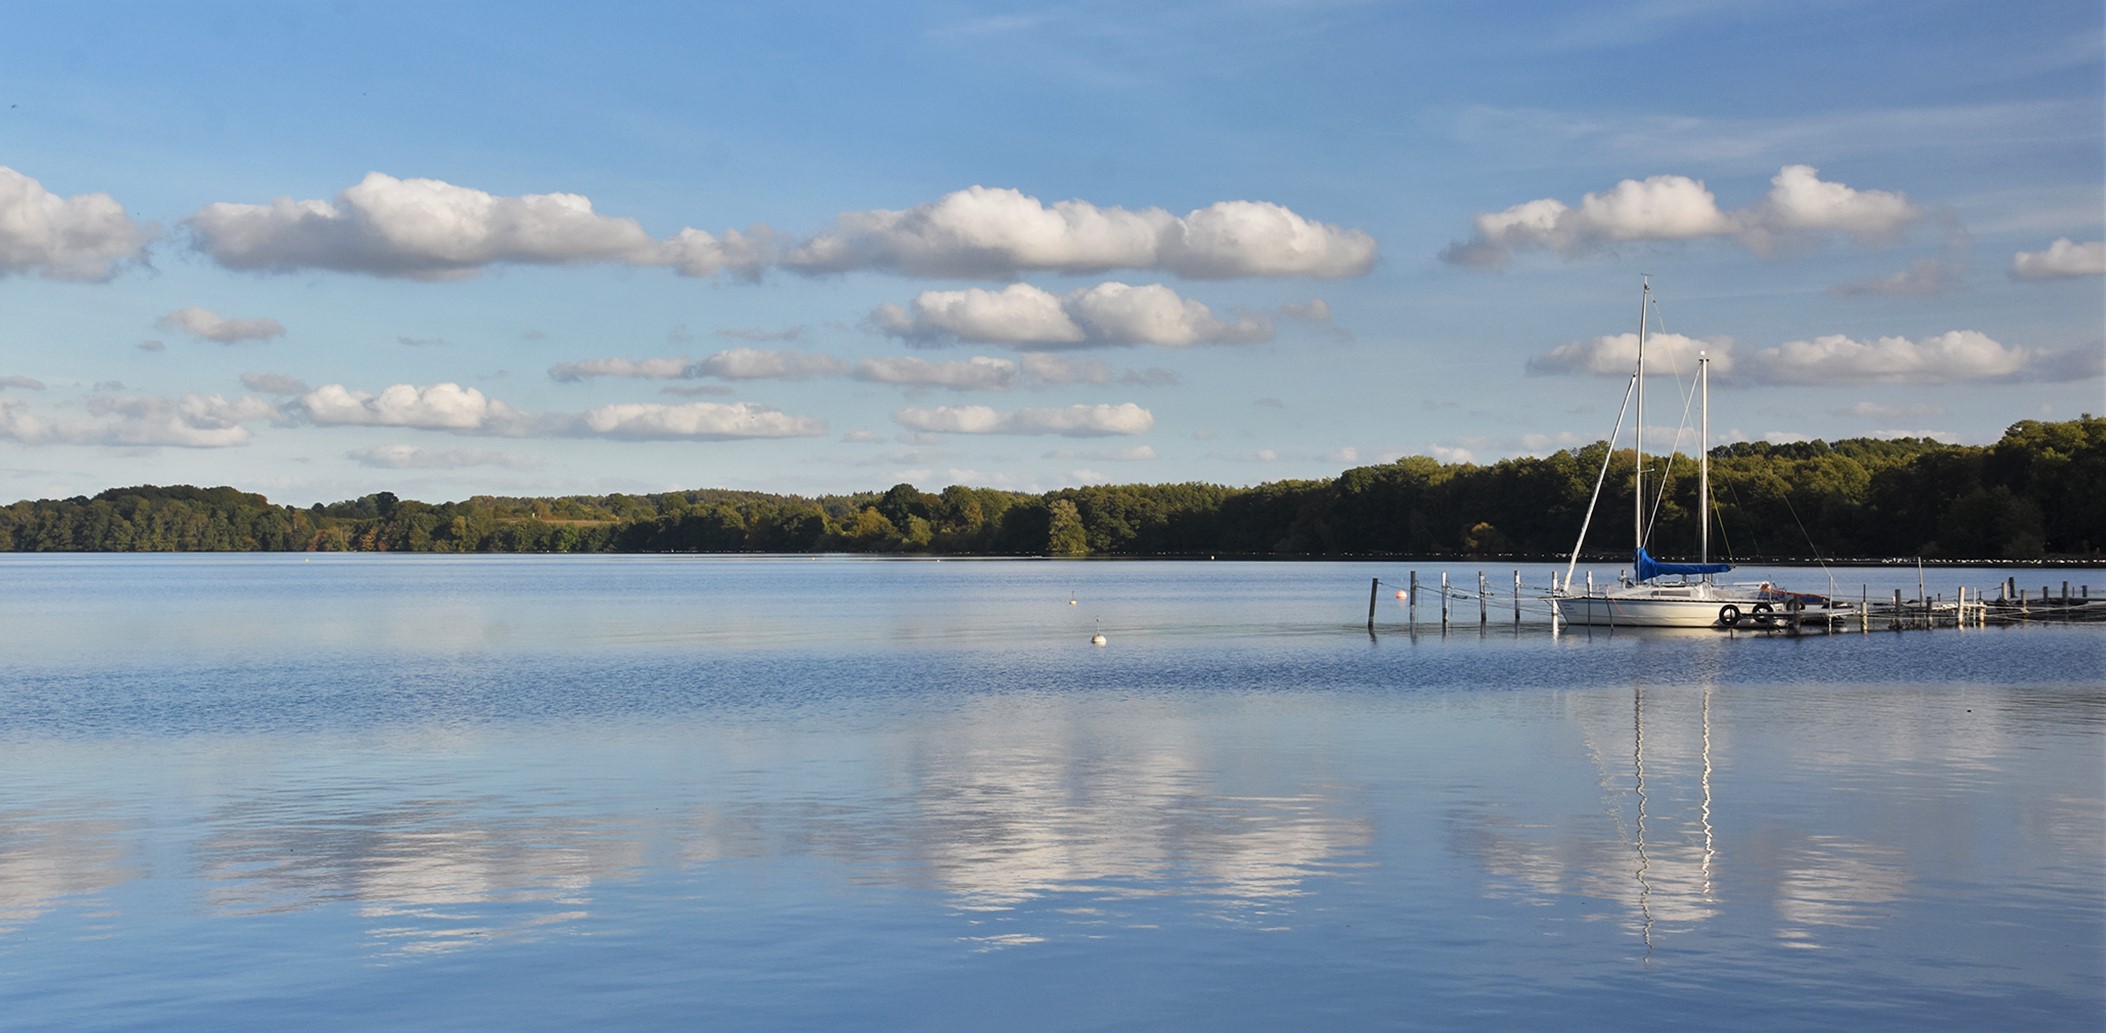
[1776,488,1837,586]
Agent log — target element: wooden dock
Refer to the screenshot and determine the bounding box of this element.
[1366,571,2104,634]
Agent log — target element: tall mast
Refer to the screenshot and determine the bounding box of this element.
[1699,351,1710,573]
[1634,279,1649,559]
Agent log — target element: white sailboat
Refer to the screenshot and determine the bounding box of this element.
[1548,281,1837,629]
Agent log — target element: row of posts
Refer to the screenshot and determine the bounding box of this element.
[1367,570,1526,632]
[1999,578,2088,605]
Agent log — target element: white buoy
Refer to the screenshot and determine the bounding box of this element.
[1090,617,1107,646]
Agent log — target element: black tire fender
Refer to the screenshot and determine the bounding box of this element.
[1750,601,1776,626]
[1718,604,1742,627]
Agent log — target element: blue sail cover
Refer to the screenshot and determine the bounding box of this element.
[1636,547,1732,581]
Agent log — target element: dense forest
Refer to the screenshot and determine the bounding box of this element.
[1,417,2098,562]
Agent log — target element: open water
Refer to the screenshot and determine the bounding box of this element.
[1,554,2100,1032]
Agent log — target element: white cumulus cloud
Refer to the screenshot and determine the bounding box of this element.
[573,401,827,440]
[1528,332,1733,376]
[0,166,155,282]
[298,382,522,431]
[2009,238,2105,281]
[787,186,1376,279]
[875,281,1270,347]
[1444,165,1919,269]
[873,283,1085,345]
[895,402,1155,437]
[186,171,772,280]
[1739,164,1919,247]
[0,393,274,448]
[296,381,828,440]
[1066,282,1271,346]
[1157,201,1381,279]
[157,306,288,344]
[1744,330,2031,384]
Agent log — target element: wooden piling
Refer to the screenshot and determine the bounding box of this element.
[1368,577,1379,630]
[1513,570,1522,626]
[1478,571,1488,626]
[1441,572,1450,629]
[1409,571,1418,631]
[1892,588,1903,630]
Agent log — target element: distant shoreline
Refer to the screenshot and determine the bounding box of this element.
[3,550,2100,570]
[4,417,2099,563]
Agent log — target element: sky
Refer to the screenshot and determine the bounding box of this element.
[1,0,2100,507]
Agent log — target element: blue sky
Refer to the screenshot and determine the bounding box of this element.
[2,0,2100,506]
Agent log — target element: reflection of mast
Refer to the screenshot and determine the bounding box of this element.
[1634,683,1654,960]
[1701,682,1714,898]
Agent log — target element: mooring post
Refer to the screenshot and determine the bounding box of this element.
[1441,572,1450,629]
[1513,570,1522,626]
[1860,585,1869,633]
[1368,577,1380,631]
[2020,588,2029,615]
[1409,571,1418,631]
[1892,588,1904,630]
[1477,571,1488,626]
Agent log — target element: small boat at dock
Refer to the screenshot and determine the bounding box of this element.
[1547,281,1847,630]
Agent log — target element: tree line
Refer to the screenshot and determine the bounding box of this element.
[1,416,2097,561]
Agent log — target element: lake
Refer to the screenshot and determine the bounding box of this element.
[2,554,2100,1032]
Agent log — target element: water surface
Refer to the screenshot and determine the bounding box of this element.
[2,556,2100,1031]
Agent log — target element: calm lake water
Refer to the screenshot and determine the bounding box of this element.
[2,555,2101,1032]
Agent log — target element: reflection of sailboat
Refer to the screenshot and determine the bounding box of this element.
[1628,680,1716,958]
[1557,676,1723,959]
[1549,280,1840,629]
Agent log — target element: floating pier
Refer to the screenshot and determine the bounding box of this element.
[1366,570,2104,635]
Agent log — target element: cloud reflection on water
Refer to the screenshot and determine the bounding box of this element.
[0,808,137,935]
[85,702,1373,957]
[1,672,2098,970]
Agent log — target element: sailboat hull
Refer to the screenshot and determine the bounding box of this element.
[1550,586,1816,629]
